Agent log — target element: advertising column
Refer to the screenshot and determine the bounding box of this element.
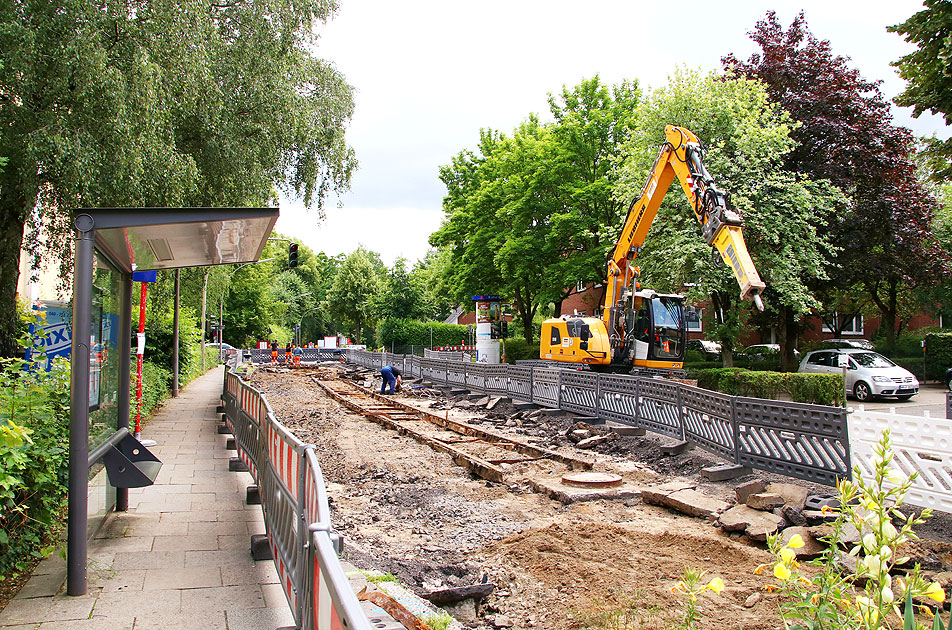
[472,295,501,363]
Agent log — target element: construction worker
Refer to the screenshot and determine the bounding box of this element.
[380,364,402,395]
[284,342,292,366]
[270,340,279,364]
[292,344,303,367]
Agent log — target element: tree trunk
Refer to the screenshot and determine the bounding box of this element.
[553,298,563,318]
[778,305,798,372]
[869,278,899,354]
[0,186,29,358]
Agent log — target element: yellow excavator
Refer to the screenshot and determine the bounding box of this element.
[540,125,766,373]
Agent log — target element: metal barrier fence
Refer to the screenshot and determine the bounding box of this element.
[341,350,851,486]
[222,370,371,630]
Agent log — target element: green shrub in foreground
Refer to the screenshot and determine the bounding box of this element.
[689,368,842,406]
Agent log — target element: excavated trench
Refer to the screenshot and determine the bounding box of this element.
[248,365,952,630]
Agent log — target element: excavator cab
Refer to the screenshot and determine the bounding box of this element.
[609,290,685,373]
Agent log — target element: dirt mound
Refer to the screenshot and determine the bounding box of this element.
[482,522,776,630]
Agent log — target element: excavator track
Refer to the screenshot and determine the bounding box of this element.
[311,376,592,483]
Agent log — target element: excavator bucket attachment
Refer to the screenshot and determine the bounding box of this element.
[712,225,766,310]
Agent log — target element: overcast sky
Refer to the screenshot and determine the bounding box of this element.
[274,0,948,266]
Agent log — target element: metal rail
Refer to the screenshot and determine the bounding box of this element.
[312,377,592,482]
[340,349,851,487]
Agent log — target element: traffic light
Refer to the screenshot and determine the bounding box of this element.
[289,243,299,268]
[501,320,509,338]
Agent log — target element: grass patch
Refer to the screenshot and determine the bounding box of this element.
[570,590,667,629]
[361,571,400,585]
[422,611,453,630]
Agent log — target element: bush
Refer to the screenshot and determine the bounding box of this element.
[502,338,540,363]
[376,318,470,348]
[689,367,842,406]
[924,332,952,381]
[0,355,71,576]
[134,361,171,419]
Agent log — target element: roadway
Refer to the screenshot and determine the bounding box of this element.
[853,382,949,418]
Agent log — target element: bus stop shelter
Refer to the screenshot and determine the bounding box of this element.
[67,207,278,595]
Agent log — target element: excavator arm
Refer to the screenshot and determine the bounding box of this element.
[604,125,766,320]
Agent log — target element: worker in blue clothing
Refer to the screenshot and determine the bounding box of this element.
[380,364,402,395]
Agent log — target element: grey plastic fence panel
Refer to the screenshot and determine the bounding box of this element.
[446,361,466,387]
[637,378,684,439]
[507,365,532,400]
[408,355,421,379]
[531,367,560,408]
[433,359,448,385]
[681,387,736,460]
[734,397,850,486]
[560,370,598,416]
[596,374,639,425]
[485,365,509,396]
[466,363,488,393]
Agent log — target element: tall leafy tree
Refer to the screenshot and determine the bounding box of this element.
[326,249,379,344]
[0,0,356,357]
[542,76,640,313]
[724,11,949,352]
[615,69,842,368]
[890,0,952,180]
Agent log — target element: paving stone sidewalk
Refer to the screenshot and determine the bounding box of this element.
[0,366,295,630]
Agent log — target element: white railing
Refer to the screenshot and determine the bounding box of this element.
[849,404,952,513]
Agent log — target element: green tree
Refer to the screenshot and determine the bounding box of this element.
[543,76,640,313]
[326,249,379,344]
[726,11,949,353]
[374,258,426,320]
[890,0,952,180]
[615,69,842,367]
[0,0,356,357]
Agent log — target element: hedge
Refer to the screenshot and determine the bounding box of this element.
[376,318,470,348]
[924,332,952,381]
[501,338,540,363]
[688,367,843,406]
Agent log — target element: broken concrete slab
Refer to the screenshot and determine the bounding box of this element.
[746,493,785,511]
[642,485,730,520]
[660,440,692,456]
[571,415,605,425]
[701,464,752,482]
[486,397,507,410]
[809,522,860,546]
[527,476,641,505]
[766,483,809,510]
[735,480,766,505]
[511,401,536,411]
[718,505,784,540]
[576,435,612,449]
[746,513,785,542]
[779,526,826,560]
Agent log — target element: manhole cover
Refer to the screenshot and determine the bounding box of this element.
[561,472,623,488]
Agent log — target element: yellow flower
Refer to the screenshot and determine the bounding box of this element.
[753,564,766,576]
[706,577,724,594]
[786,534,805,549]
[811,594,820,605]
[821,505,833,515]
[774,563,792,581]
[764,584,778,593]
[798,576,813,587]
[780,548,796,564]
[920,605,935,618]
[925,582,946,603]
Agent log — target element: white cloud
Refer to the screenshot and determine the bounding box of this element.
[296,0,947,267]
[274,200,445,266]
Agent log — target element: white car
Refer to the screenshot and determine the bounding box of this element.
[798,349,918,402]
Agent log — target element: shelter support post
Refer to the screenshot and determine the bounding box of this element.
[173,269,180,397]
[67,214,95,596]
[115,272,133,512]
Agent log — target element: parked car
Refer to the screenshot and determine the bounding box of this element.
[686,339,721,360]
[798,349,919,402]
[736,344,800,362]
[817,338,876,350]
[946,366,952,391]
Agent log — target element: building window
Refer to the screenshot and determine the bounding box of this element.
[822,313,864,335]
[686,308,702,332]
